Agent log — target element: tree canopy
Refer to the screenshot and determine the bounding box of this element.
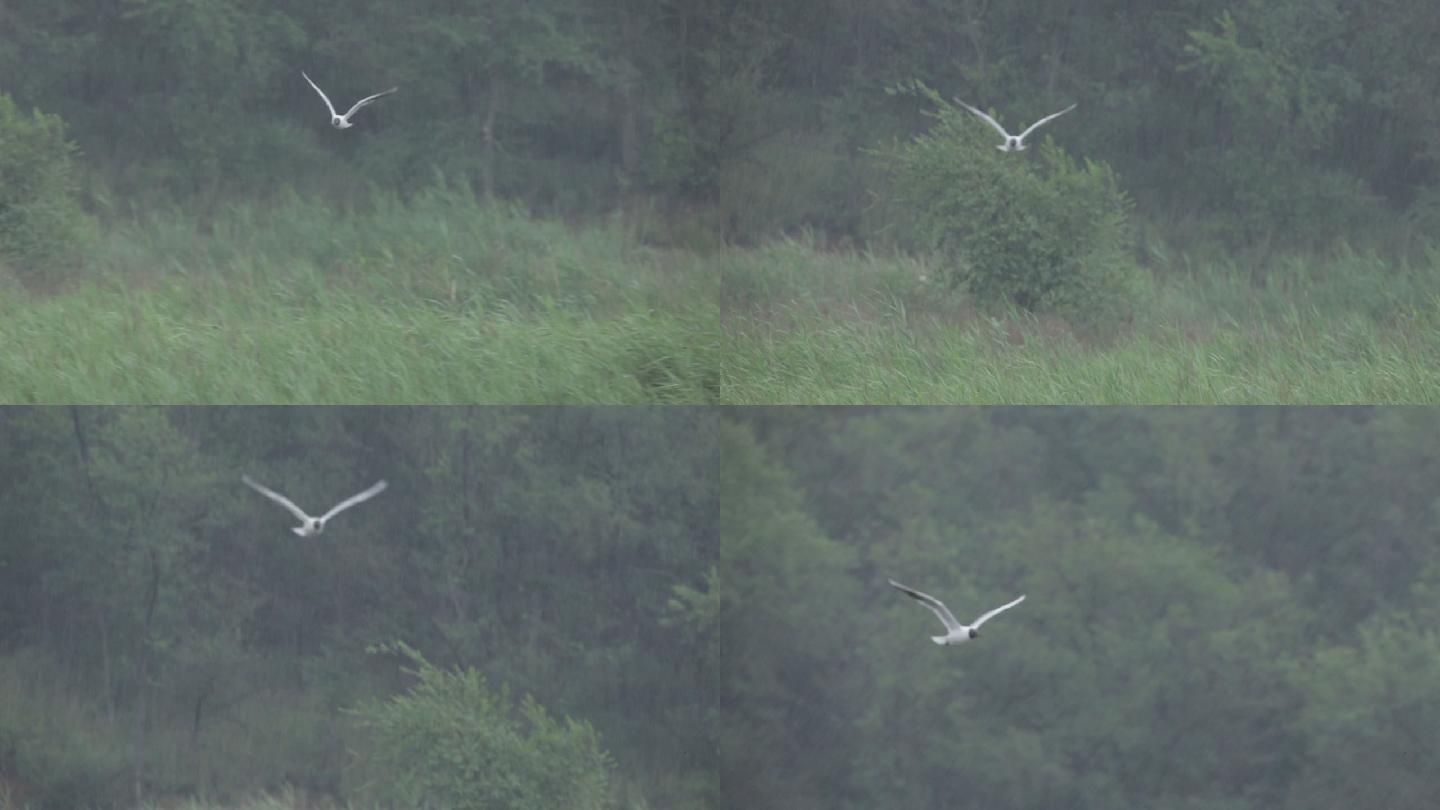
[0,407,716,809]
[3,0,1438,246]
[722,408,1440,810]
[4,408,1439,808]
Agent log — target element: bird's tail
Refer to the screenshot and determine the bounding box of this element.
[931,636,947,646]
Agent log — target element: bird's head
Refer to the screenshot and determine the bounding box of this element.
[332,117,350,129]
[968,628,979,639]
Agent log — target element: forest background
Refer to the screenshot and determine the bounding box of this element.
[0,408,717,809]
[6,0,1440,401]
[4,408,1440,809]
[722,407,1440,810]
[6,0,1438,247]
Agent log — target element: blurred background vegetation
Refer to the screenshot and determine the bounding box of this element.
[720,408,1440,810]
[4,407,1439,808]
[5,0,1440,399]
[3,0,1438,252]
[0,407,716,809]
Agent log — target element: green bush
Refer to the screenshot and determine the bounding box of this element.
[0,94,91,278]
[0,653,128,810]
[879,86,1142,324]
[352,643,615,810]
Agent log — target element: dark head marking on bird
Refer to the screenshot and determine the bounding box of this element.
[968,628,979,639]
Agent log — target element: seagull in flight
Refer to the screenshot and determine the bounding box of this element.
[242,475,388,537]
[302,72,398,129]
[954,99,1076,152]
[889,580,1025,645]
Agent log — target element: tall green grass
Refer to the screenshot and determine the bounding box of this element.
[2,187,719,404]
[10,187,1439,403]
[719,236,1440,403]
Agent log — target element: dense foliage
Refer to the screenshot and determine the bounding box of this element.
[0,94,90,275]
[0,408,716,809]
[5,409,1440,807]
[881,86,1141,319]
[353,643,615,810]
[721,409,1440,810]
[3,0,1438,247]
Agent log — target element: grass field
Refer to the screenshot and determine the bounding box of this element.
[1,188,719,404]
[719,237,1440,403]
[7,190,1439,403]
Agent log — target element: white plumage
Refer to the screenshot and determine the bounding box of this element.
[889,580,1025,645]
[954,99,1076,151]
[303,72,397,129]
[242,475,387,537]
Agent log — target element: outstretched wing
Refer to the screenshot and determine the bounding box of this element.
[343,87,398,119]
[1017,103,1077,141]
[242,475,312,523]
[889,579,963,633]
[320,480,388,522]
[970,594,1025,629]
[954,99,1013,139]
[302,72,339,118]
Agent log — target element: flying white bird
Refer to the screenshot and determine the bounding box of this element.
[242,475,388,537]
[954,99,1076,152]
[302,72,398,129]
[888,580,1025,645]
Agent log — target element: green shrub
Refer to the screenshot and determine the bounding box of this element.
[0,94,91,278]
[879,85,1142,324]
[352,643,615,810]
[0,653,128,810]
